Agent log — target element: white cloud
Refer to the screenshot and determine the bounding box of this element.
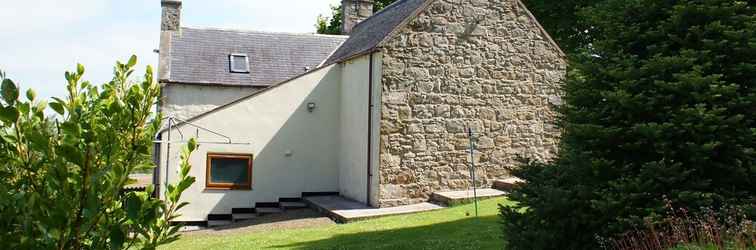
[0,0,340,100]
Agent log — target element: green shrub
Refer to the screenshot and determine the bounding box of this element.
[0,56,197,249]
[501,1,755,249]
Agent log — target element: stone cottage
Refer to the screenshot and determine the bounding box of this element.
[155,0,565,222]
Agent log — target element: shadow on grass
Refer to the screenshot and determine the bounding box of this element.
[272,215,505,250]
[198,209,331,233]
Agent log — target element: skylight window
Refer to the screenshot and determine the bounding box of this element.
[229,54,250,73]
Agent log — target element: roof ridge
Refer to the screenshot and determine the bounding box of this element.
[374,0,435,47]
[181,26,349,38]
[323,0,429,65]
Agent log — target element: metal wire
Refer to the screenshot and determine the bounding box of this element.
[153,115,252,201]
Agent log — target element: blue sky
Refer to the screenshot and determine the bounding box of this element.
[0,0,340,100]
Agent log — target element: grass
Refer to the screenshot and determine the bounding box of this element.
[161,197,512,250]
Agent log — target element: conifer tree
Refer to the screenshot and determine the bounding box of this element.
[501,1,755,249]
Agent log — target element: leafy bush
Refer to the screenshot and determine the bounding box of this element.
[0,56,197,249]
[501,1,755,249]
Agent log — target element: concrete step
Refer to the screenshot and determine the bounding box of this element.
[232,213,257,221]
[255,207,284,215]
[304,195,444,223]
[431,188,506,206]
[207,220,232,227]
[280,201,308,209]
[206,214,232,227]
[493,177,524,191]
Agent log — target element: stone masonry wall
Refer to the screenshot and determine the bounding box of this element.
[377,0,566,206]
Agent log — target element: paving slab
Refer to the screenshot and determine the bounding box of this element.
[431,188,506,206]
[304,195,444,223]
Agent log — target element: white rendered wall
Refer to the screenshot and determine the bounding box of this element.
[338,53,382,205]
[161,84,262,121]
[369,53,382,207]
[158,65,342,221]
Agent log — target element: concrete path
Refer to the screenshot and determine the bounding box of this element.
[304,196,444,223]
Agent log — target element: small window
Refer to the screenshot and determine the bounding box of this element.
[206,153,253,190]
[229,54,250,73]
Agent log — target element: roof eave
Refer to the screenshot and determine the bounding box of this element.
[159,80,272,88]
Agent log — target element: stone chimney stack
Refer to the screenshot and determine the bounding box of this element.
[341,0,374,34]
[159,0,181,82]
[161,0,182,31]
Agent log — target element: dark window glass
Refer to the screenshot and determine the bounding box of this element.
[210,158,248,184]
[229,54,249,73]
[206,154,252,189]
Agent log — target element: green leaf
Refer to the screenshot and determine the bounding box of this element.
[49,102,65,115]
[0,106,19,123]
[109,226,125,250]
[180,161,191,177]
[76,63,85,76]
[187,138,197,152]
[125,194,141,220]
[177,177,195,194]
[127,55,137,67]
[59,144,84,166]
[25,89,35,101]
[175,202,190,211]
[1,78,19,104]
[17,102,30,115]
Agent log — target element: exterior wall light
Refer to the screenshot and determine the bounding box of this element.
[307,102,316,112]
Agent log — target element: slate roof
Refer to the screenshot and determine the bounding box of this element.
[323,0,427,65]
[167,27,347,86]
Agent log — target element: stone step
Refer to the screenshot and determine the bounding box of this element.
[430,188,507,206]
[280,201,308,209]
[493,177,524,191]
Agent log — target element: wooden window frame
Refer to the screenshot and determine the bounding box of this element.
[205,153,253,190]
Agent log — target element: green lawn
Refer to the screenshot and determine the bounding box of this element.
[162,197,512,250]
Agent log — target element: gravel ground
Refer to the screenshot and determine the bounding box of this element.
[182,208,335,236]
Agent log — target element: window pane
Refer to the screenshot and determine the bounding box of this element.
[230,55,248,72]
[210,157,249,184]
